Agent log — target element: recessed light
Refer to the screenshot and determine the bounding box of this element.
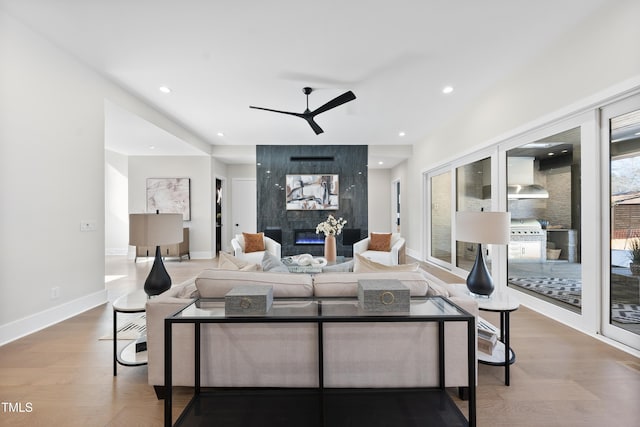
[217,132,225,137]
[159,86,171,94]
[398,131,406,137]
[548,152,555,156]
[149,145,156,150]
[442,86,454,94]
[257,162,262,166]
[561,149,568,153]
[378,161,384,165]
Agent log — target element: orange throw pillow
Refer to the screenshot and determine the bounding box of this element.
[243,232,265,253]
[368,232,392,252]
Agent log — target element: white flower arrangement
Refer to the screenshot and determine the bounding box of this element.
[315,214,347,237]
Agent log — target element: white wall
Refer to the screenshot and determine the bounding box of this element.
[367,169,391,232]
[105,150,129,254]
[226,164,257,247]
[0,11,106,341]
[403,0,640,255]
[0,11,210,344]
[128,156,213,259]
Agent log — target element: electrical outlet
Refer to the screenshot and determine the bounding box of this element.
[80,220,97,232]
[50,287,60,300]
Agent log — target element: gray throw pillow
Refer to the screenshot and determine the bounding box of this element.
[261,251,290,273]
[322,259,354,273]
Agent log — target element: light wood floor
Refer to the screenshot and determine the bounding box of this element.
[0,256,638,426]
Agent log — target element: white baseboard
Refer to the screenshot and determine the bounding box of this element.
[106,247,128,256]
[406,247,421,260]
[0,290,107,346]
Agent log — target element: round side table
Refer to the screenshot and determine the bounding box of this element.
[113,289,148,376]
[452,284,519,386]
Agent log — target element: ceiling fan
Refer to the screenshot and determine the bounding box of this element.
[250,87,356,135]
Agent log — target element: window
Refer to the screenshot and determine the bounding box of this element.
[430,171,452,264]
[456,157,492,271]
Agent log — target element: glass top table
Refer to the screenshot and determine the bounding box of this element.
[171,295,469,320]
[164,296,476,427]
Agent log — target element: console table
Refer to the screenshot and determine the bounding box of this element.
[164,296,476,427]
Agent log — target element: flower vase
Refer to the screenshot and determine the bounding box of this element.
[324,235,337,263]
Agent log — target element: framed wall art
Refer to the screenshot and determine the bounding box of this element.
[286,174,338,210]
[146,178,191,220]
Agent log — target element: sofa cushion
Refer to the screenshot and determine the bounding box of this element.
[368,232,392,251]
[218,251,261,271]
[354,253,419,273]
[243,232,265,253]
[262,251,290,273]
[313,271,429,297]
[195,269,313,298]
[322,259,354,273]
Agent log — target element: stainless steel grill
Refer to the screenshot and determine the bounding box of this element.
[510,218,544,236]
[509,218,546,261]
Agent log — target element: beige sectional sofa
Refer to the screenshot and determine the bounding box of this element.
[145,268,477,398]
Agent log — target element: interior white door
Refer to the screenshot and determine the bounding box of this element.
[231,178,257,237]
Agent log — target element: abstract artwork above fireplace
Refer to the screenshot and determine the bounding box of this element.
[286,174,338,210]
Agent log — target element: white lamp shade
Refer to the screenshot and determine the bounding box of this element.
[129,213,183,246]
[455,211,511,245]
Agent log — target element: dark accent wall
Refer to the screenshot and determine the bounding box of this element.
[257,145,368,256]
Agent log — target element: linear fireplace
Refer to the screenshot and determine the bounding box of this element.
[294,229,324,245]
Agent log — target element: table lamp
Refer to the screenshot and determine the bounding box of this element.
[455,210,510,297]
[129,212,183,296]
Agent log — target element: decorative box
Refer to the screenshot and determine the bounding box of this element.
[225,285,273,315]
[357,279,410,312]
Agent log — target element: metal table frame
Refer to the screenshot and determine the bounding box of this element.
[163,296,476,427]
[478,306,518,386]
[112,290,148,376]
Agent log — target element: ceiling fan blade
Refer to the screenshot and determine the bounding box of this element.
[305,117,324,135]
[310,91,356,117]
[249,105,301,118]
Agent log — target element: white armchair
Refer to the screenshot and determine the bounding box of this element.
[231,234,282,264]
[353,233,406,265]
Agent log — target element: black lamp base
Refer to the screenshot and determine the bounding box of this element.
[466,243,494,297]
[144,246,172,297]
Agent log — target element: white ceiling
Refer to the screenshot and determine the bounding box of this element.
[1,0,610,166]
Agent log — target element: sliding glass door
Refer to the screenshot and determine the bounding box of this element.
[430,171,452,265]
[506,128,583,314]
[602,95,640,349]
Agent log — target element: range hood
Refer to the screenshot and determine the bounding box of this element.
[507,157,549,199]
[507,184,549,199]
